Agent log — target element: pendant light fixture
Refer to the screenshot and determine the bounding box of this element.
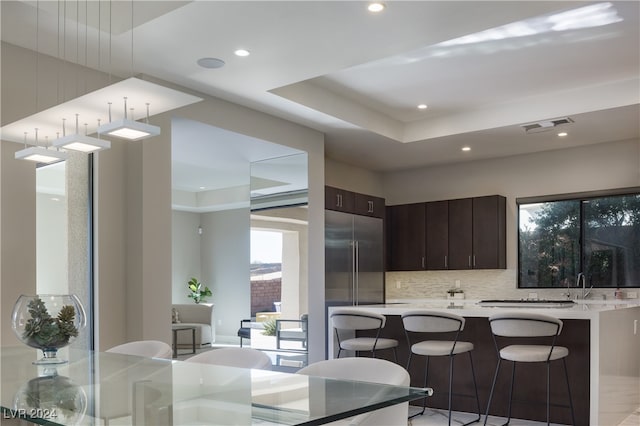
[96,98,160,141]
[15,130,68,164]
[53,115,110,152]
[2,0,202,157]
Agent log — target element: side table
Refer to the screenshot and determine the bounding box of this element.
[171,325,196,358]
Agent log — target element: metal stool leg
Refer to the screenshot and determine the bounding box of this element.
[462,351,481,426]
[409,356,430,419]
[546,361,551,426]
[483,358,502,426]
[563,358,576,426]
[505,361,516,426]
[448,354,454,426]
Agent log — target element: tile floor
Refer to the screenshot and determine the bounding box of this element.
[407,406,640,426]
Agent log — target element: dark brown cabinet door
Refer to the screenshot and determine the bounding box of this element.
[448,198,473,270]
[425,200,448,270]
[354,193,385,218]
[325,186,355,213]
[472,195,506,269]
[386,203,426,271]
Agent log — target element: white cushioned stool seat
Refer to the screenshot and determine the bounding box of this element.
[330,308,399,362]
[411,340,474,357]
[340,337,399,351]
[499,344,569,362]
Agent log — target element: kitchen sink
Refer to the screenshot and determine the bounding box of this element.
[478,299,576,308]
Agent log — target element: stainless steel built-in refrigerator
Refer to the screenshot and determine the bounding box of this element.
[325,210,385,306]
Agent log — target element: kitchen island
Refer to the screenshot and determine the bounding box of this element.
[327,299,640,426]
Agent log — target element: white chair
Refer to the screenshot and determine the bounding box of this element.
[185,347,272,370]
[298,357,410,426]
[484,312,576,426]
[402,310,480,425]
[330,309,398,361]
[106,340,173,359]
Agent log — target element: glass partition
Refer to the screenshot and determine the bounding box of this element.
[249,154,308,362]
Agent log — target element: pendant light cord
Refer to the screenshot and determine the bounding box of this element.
[131,0,134,78]
[35,0,39,116]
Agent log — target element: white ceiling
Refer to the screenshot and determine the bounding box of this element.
[2,1,639,178]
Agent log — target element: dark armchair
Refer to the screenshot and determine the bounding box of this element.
[276,314,308,350]
[237,319,252,347]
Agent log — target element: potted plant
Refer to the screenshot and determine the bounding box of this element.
[187,277,212,304]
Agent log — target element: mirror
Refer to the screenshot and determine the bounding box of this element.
[250,154,308,345]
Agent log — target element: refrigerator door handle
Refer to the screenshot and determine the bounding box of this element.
[351,240,356,305]
[354,240,360,305]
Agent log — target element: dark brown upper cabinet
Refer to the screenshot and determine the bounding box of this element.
[325,186,356,213]
[448,198,474,269]
[325,186,385,218]
[472,195,506,269]
[386,195,506,271]
[425,200,449,270]
[354,193,385,218]
[386,203,425,271]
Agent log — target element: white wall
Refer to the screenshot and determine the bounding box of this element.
[36,192,67,293]
[172,210,202,303]
[382,138,640,300]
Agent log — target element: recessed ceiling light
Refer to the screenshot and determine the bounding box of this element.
[197,57,226,69]
[462,146,471,152]
[199,186,206,190]
[368,2,385,13]
[417,104,428,110]
[558,132,568,137]
[234,49,250,57]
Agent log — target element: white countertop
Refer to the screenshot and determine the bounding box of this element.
[342,298,640,319]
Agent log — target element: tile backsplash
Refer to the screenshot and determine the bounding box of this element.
[385,269,632,301]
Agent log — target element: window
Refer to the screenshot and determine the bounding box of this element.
[518,190,640,288]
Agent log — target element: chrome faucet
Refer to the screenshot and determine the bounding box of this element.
[577,272,593,299]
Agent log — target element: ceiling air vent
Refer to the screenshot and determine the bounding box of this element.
[520,117,574,134]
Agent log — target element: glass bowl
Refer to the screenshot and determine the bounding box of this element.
[13,372,87,424]
[11,294,86,364]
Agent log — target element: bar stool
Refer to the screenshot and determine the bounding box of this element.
[484,312,576,426]
[330,308,398,362]
[402,310,480,425]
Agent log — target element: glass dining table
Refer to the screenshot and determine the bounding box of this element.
[0,346,431,425]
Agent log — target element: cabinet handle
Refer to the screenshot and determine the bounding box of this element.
[422,257,425,269]
[368,200,374,213]
[473,255,476,268]
[336,194,342,208]
[444,255,447,269]
[468,256,472,268]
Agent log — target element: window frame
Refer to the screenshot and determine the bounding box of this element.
[517,187,640,289]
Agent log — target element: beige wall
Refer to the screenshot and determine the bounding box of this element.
[325,157,384,197]
[1,142,36,347]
